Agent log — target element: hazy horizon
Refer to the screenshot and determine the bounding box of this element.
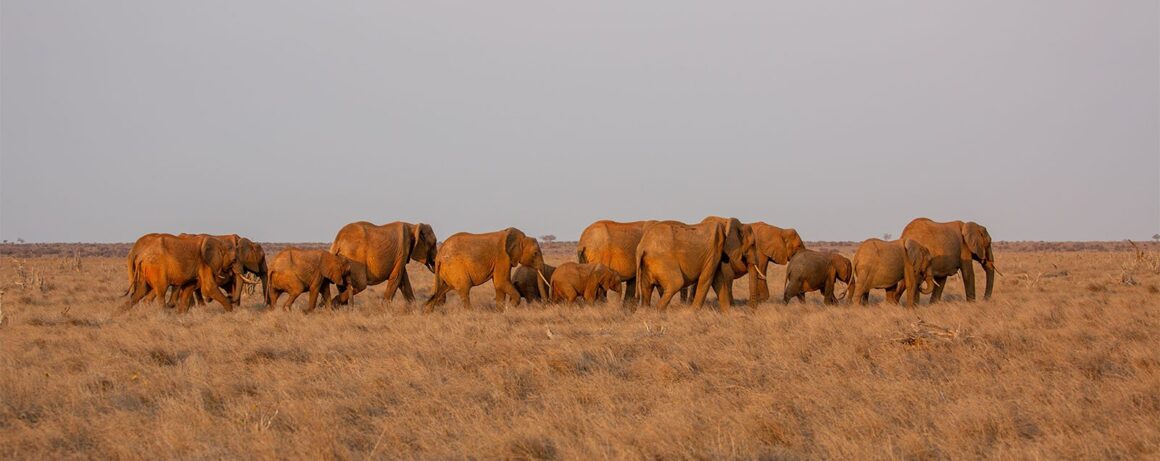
[3,1,1158,243]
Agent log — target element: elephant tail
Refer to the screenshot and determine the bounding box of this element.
[123,246,139,297]
[265,269,276,305]
[577,245,587,264]
[124,255,142,297]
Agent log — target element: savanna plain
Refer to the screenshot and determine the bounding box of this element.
[1,242,1158,460]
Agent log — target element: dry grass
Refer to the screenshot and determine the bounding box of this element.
[1,243,1158,459]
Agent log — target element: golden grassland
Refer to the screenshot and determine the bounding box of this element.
[1,243,1158,460]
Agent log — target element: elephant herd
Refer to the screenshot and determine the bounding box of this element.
[123,217,997,314]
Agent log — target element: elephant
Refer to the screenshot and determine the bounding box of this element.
[635,218,750,311]
[848,238,936,307]
[900,218,997,302]
[577,220,656,303]
[549,262,621,304]
[747,222,806,303]
[686,217,760,306]
[124,233,238,313]
[267,248,355,313]
[424,228,549,311]
[179,234,267,305]
[783,250,852,305]
[514,263,556,303]
[330,221,437,304]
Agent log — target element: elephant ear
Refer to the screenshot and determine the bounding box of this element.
[200,236,224,270]
[905,239,931,270]
[962,222,988,260]
[408,223,423,254]
[503,228,526,265]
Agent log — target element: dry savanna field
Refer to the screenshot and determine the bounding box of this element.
[1,242,1158,459]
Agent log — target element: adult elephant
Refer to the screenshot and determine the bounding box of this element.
[124,233,238,313]
[636,218,749,311]
[424,227,548,311]
[900,218,997,302]
[747,222,806,303]
[329,221,437,303]
[180,234,267,305]
[577,220,656,302]
[697,217,760,306]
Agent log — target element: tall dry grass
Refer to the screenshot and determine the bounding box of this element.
[1,244,1158,459]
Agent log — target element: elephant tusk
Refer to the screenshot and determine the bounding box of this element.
[752,265,768,280]
[240,273,260,284]
[537,270,552,290]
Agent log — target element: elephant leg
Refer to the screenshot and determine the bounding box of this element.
[320,284,333,309]
[383,262,407,302]
[712,272,733,312]
[690,274,715,310]
[782,279,796,304]
[930,276,948,303]
[399,269,416,302]
[655,286,679,312]
[282,288,303,312]
[622,277,637,304]
[305,281,323,313]
[638,278,654,308]
[268,288,282,312]
[886,284,902,304]
[424,279,452,312]
[456,285,473,310]
[960,261,976,302]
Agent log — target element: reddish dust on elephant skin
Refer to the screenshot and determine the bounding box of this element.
[1,242,1159,459]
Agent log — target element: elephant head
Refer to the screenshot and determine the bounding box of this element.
[409,223,438,272]
[962,221,996,299]
[198,236,236,286]
[504,228,549,300]
[903,239,937,305]
[234,237,268,304]
[720,217,750,274]
[763,227,805,265]
[591,264,622,300]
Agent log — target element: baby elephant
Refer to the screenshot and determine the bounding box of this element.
[848,238,936,307]
[549,262,621,304]
[513,263,556,303]
[267,248,354,312]
[784,250,853,305]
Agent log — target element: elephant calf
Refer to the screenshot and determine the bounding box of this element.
[549,262,621,304]
[424,227,549,311]
[514,264,556,303]
[784,250,853,305]
[848,238,936,307]
[268,248,355,313]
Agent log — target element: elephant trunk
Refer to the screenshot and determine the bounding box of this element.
[260,261,271,306]
[983,247,996,300]
[920,272,936,294]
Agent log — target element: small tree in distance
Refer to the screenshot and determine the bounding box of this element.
[883,233,893,241]
[539,235,557,245]
[1152,234,1159,243]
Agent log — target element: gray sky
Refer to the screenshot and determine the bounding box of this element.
[2,1,1158,243]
